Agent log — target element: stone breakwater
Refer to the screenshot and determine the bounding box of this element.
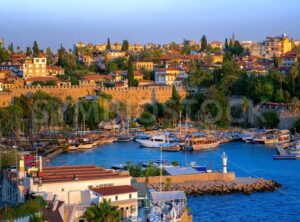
[148,177,281,195]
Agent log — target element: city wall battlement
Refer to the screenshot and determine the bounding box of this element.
[0,85,186,114]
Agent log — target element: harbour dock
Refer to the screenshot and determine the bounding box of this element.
[273,146,296,160]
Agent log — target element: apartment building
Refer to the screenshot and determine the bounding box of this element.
[155,65,186,85]
[23,57,47,79]
[262,34,292,59]
[210,41,223,50]
[134,61,154,71]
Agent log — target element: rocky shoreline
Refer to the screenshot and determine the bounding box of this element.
[148,178,282,195]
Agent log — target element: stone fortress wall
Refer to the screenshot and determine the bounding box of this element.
[0,85,186,115]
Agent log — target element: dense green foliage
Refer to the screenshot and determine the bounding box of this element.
[121,40,129,51]
[0,47,10,63]
[127,56,135,86]
[137,111,156,128]
[201,35,208,51]
[0,148,17,168]
[258,111,280,129]
[293,118,300,133]
[32,41,40,57]
[124,161,166,177]
[82,199,121,222]
[0,197,46,220]
[106,38,111,50]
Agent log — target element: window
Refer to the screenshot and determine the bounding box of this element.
[129,194,132,199]
[115,196,118,201]
[36,59,40,63]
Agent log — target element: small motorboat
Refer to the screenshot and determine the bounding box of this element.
[161,143,181,152]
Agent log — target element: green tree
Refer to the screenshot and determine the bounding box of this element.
[121,40,129,51]
[200,35,207,51]
[82,199,121,222]
[106,38,111,50]
[293,118,300,133]
[171,84,180,102]
[16,46,21,53]
[169,42,180,51]
[165,178,172,190]
[290,97,300,114]
[57,45,76,72]
[181,39,191,55]
[258,111,280,129]
[290,64,299,96]
[225,38,229,50]
[26,47,33,57]
[8,43,14,54]
[0,47,10,63]
[0,149,17,168]
[274,89,285,102]
[137,111,156,128]
[127,56,134,86]
[32,40,39,57]
[187,69,212,88]
[273,55,279,68]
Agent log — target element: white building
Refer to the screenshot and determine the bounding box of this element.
[21,164,138,220]
[24,165,132,204]
[155,66,187,85]
[91,185,138,219]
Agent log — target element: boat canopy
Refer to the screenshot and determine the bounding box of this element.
[150,191,186,203]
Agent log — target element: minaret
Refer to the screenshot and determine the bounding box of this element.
[222,152,228,174]
[232,32,236,44]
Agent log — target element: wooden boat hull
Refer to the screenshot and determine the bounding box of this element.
[189,141,220,151]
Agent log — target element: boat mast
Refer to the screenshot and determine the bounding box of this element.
[160,146,162,192]
[179,110,182,134]
[83,114,86,135]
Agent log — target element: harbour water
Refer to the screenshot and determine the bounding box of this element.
[48,142,300,222]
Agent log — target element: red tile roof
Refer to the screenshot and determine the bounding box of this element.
[47,66,64,71]
[133,70,143,76]
[26,76,58,82]
[39,165,129,183]
[84,74,113,81]
[91,185,137,196]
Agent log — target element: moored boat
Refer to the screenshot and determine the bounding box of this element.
[161,143,181,152]
[184,134,219,151]
[136,135,168,148]
[288,141,300,157]
[276,130,290,144]
[77,138,97,150]
[115,134,134,142]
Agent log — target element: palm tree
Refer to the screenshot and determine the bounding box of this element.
[83,199,121,222]
[291,97,300,114]
[290,65,299,96]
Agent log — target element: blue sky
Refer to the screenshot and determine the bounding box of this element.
[1,0,300,50]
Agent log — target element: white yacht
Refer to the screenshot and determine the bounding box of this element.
[288,141,300,157]
[136,135,168,148]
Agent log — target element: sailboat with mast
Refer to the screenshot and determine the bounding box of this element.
[115,118,134,142]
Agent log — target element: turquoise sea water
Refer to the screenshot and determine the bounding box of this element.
[48,142,300,222]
